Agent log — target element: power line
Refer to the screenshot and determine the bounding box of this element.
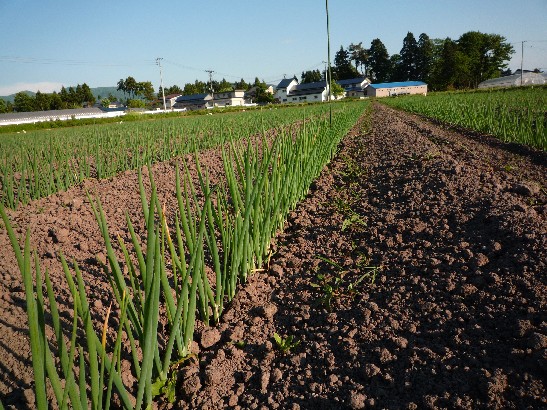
[0,55,155,67]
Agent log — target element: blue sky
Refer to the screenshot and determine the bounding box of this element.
[1,0,546,95]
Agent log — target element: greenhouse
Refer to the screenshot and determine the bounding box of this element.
[478,72,546,89]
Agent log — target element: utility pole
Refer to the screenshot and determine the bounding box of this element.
[325,0,332,125]
[156,57,167,111]
[520,41,527,86]
[205,69,214,108]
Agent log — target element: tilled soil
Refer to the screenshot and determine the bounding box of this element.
[1,103,546,409]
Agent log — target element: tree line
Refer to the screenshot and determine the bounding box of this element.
[0,75,275,113]
[0,83,96,113]
[301,31,515,90]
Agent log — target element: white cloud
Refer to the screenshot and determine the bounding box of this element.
[0,82,65,96]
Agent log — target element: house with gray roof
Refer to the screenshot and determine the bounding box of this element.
[174,93,213,110]
[337,77,370,98]
[275,78,329,104]
[212,90,247,107]
[274,78,299,102]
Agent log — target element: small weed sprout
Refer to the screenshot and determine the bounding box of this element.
[311,255,380,310]
[273,333,301,354]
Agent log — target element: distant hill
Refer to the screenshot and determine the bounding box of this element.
[1,86,127,103]
[0,91,35,103]
[89,87,127,102]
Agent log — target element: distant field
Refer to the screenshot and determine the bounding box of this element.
[381,87,546,151]
[0,102,361,209]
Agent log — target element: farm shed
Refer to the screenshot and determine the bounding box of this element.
[367,81,427,98]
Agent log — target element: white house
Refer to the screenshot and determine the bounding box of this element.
[367,81,427,98]
[274,78,299,102]
[212,90,247,107]
[162,93,183,109]
[275,78,328,104]
[337,77,370,98]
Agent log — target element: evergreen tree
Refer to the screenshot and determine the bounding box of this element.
[333,45,359,80]
[13,92,35,112]
[234,78,250,90]
[399,32,419,80]
[301,69,322,83]
[368,39,391,83]
[416,33,434,82]
[49,92,64,110]
[430,38,466,90]
[81,83,96,106]
[182,80,208,95]
[389,54,402,81]
[34,91,51,111]
[0,98,9,113]
[216,78,234,92]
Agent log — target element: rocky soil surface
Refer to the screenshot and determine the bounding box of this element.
[1,103,545,409]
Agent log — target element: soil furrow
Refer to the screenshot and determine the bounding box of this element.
[179,103,546,409]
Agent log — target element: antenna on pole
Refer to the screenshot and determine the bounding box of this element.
[205,69,215,108]
[156,57,167,111]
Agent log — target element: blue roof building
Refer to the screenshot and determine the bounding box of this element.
[367,81,427,97]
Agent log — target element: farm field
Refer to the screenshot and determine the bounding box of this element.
[0,103,337,209]
[382,87,547,151]
[0,101,546,409]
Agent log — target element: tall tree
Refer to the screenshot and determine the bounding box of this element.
[124,76,138,99]
[80,83,96,106]
[159,85,183,99]
[348,42,368,75]
[49,92,64,110]
[0,98,9,113]
[389,54,402,81]
[399,32,419,80]
[368,38,391,83]
[252,78,274,104]
[457,31,514,88]
[136,81,155,101]
[301,69,322,83]
[234,78,250,90]
[117,78,127,98]
[13,92,35,112]
[216,78,234,92]
[430,38,468,90]
[34,91,51,111]
[182,80,208,95]
[416,33,435,82]
[333,45,359,80]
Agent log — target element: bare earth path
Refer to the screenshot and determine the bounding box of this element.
[1,103,545,409]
